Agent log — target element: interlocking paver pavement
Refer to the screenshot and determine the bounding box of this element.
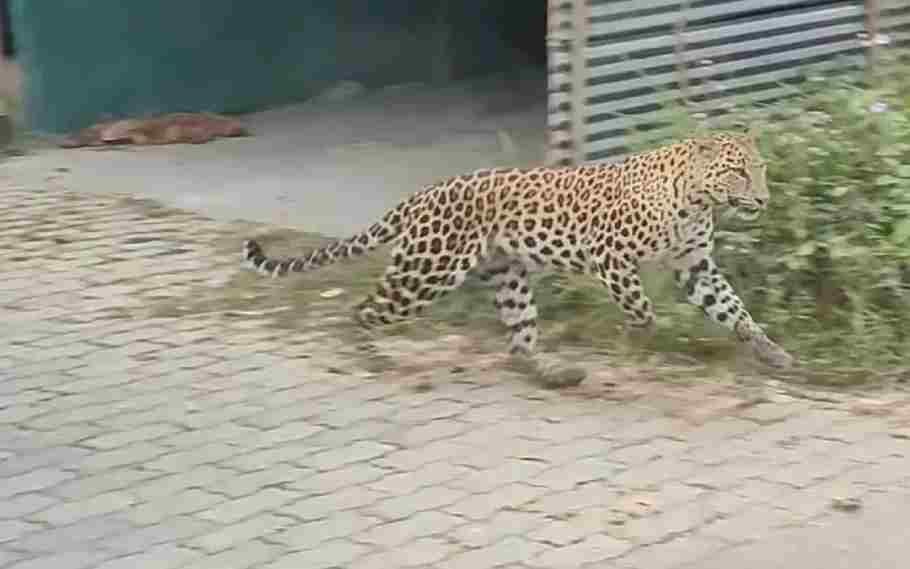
[3,179,910,569]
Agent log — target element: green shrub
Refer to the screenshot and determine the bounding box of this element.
[544,51,910,374]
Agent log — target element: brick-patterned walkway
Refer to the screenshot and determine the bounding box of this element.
[3,181,910,569]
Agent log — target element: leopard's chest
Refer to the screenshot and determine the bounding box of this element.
[633,208,713,264]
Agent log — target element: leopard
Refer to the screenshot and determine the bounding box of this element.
[242,129,794,371]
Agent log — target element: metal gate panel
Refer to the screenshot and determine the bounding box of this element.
[546,0,905,165]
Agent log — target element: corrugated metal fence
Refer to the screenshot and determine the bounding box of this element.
[547,0,910,166]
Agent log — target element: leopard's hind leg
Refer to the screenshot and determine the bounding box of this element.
[355,241,484,328]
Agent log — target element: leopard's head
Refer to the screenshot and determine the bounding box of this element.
[690,129,769,221]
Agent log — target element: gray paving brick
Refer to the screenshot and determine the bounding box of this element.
[749,410,839,442]
[445,483,549,521]
[180,540,283,569]
[81,424,181,450]
[832,434,910,463]
[239,404,320,431]
[0,550,23,568]
[131,465,231,501]
[103,515,215,555]
[195,488,298,525]
[389,419,471,447]
[351,537,459,569]
[304,419,399,447]
[618,502,717,545]
[685,457,772,491]
[282,487,386,521]
[528,534,632,568]
[369,485,466,520]
[610,457,698,490]
[451,510,547,548]
[215,463,304,498]
[290,463,387,494]
[189,514,293,553]
[261,539,370,569]
[4,550,116,569]
[144,442,244,472]
[701,505,805,544]
[308,441,393,471]
[128,489,226,525]
[609,438,687,466]
[0,405,51,425]
[356,510,463,547]
[0,468,75,499]
[269,510,380,549]
[92,543,201,569]
[526,457,620,492]
[87,402,185,432]
[441,536,548,569]
[11,515,133,553]
[677,418,758,444]
[837,456,910,486]
[225,443,325,472]
[50,467,159,502]
[0,493,58,519]
[529,482,620,516]
[0,429,36,452]
[154,422,259,449]
[763,454,855,489]
[30,491,136,525]
[529,519,605,547]
[693,490,754,519]
[394,400,471,424]
[373,440,471,471]
[76,442,170,473]
[533,437,615,466]
[368,461,469,495]
[178,404,266,430]
[615,535,728,569]
[30,424,106,448]
[0,520,41,544]
[315,401,396,428]
[737,403,804,425]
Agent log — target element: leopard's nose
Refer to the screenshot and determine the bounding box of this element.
[754,198,766,207]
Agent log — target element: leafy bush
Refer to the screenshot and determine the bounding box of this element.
[717,59,910,370]
[544,51,910,376]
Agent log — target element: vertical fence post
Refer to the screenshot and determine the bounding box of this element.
[673,2,691,106]
[569,0,589,164]
[865,0,881,83]
[546,0,573,166]
[546,0,586,167]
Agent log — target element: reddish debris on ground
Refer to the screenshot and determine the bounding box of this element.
[59,112,250,148]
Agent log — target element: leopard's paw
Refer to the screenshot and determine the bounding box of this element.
[508,353,587,389]
[751,336,794,369]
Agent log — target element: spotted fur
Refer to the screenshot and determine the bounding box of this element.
[242,131,793,368]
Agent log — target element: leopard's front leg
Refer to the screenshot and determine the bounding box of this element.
[673,255,794,369]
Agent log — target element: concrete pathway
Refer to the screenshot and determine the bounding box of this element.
[2,77,546,240]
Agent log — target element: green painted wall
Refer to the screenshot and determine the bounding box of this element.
[12,1,542,134]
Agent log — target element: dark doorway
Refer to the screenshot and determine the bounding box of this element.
[1,0,14,57]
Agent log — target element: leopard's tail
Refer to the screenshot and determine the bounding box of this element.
[242,205,405,278]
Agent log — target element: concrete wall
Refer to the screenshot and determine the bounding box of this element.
[11,0,543,134]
